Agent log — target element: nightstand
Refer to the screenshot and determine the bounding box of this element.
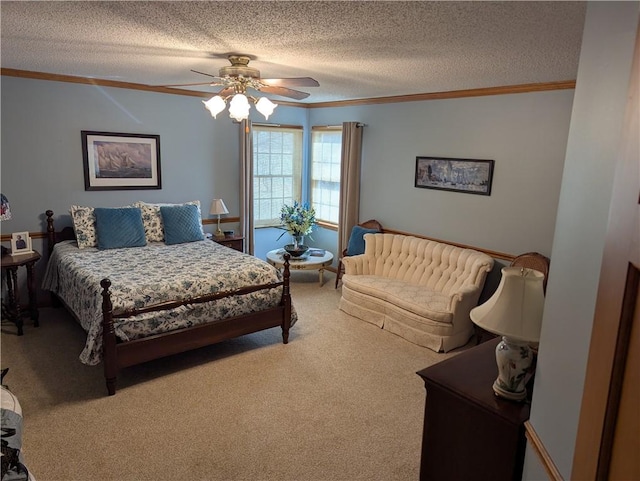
[213,236,244,252]
[1,250,41,335]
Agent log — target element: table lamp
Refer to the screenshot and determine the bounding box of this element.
[470,266,545,401]
[1,194,11,256]
[209,199,229,239]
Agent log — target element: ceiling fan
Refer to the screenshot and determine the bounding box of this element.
[165,54,319,101]
[163,54,319,121]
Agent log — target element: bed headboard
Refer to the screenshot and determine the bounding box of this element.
[46,210,76,257]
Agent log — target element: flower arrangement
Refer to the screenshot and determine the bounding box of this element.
[278,201,316,238]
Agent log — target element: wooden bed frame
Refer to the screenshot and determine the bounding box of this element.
[45,210,292,396]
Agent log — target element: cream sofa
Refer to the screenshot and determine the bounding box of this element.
[339,233,494,352]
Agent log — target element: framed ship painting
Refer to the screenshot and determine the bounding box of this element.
[82,131,161,191]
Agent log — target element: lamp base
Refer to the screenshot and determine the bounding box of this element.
[214,228,225,240]
[493,336,534,402]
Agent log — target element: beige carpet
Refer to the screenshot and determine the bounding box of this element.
[1,271,472,481]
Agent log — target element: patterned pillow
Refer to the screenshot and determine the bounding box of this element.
[134,201,202,242]
[69,205,98,249]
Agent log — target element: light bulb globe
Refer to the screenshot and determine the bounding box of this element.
[203,95,226,118]
[228,94,250,121]
[255,97,277,120]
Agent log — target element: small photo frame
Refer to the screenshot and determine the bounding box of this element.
[11,232,33,255]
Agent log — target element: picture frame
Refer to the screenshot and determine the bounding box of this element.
[415,156,495,196]
[82,131,162,191]
[11,231,33,255]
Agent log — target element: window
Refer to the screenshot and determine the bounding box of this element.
[252,125,303,227]
[311,127,342,224]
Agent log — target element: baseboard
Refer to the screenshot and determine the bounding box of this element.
[524,420,564,481]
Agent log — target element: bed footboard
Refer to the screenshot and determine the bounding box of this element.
[99,257,292,396]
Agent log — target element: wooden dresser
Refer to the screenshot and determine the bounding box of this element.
[416,338,531,481]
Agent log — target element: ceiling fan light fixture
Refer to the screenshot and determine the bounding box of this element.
[203,95,226,118]
[255,97,277,120]
[228,93,251,121]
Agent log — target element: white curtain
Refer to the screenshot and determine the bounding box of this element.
[239,119,254,254]
[338,122,364,254]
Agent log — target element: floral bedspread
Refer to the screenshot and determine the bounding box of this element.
[42,240,295,365]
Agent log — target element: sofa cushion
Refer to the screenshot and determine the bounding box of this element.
[342,274,454,324]
[346,226,380,256]
[354,233,492,294]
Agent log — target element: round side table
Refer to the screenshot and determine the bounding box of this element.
[266,249,334,286]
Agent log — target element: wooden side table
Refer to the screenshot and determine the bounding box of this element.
[213,235,244,252]
[416,338,530,481]
[1,250,41,335]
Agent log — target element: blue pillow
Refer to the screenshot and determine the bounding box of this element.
[346,226,380,256]
[160,204,204,245]
[94,207,146,250]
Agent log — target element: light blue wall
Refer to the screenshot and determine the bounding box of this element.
[2,77,233,231]
[523,2,639,479]
[256,90,575,266]
[0,76,307,246]
[309,90,573,257]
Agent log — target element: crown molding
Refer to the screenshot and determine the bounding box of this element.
[308,80,576,108]
[0,68,305,107]
[2,68,574,108]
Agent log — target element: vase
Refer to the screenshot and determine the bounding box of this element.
[284,235,309,258]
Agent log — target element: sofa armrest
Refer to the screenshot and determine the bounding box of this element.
[342,254,367,275]
[448,285,482,311]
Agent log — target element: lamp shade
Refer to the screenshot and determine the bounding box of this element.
[470,267,545,343]
[255,97,277,119]
[203,95,227,118]
[228,94,251,121]
[209,199,229,216]
[0,194,11,221]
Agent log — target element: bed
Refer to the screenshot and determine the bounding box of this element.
[42,205,293,395]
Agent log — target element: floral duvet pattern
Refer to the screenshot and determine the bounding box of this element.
[42,240,295,365]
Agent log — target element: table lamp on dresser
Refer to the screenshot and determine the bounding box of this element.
[209,198,229,240]
[470,266,545,401]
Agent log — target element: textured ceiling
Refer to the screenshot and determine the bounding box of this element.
[1,1,587,103]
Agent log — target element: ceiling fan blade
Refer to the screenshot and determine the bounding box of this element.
[159,81,218,87]
[190,69,222,80]
[261,77,320,88]
[259,85,310,100]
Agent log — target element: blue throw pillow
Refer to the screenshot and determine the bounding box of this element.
[94,207,146,250]
[346,226,380,256]
[160,204,204,245]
